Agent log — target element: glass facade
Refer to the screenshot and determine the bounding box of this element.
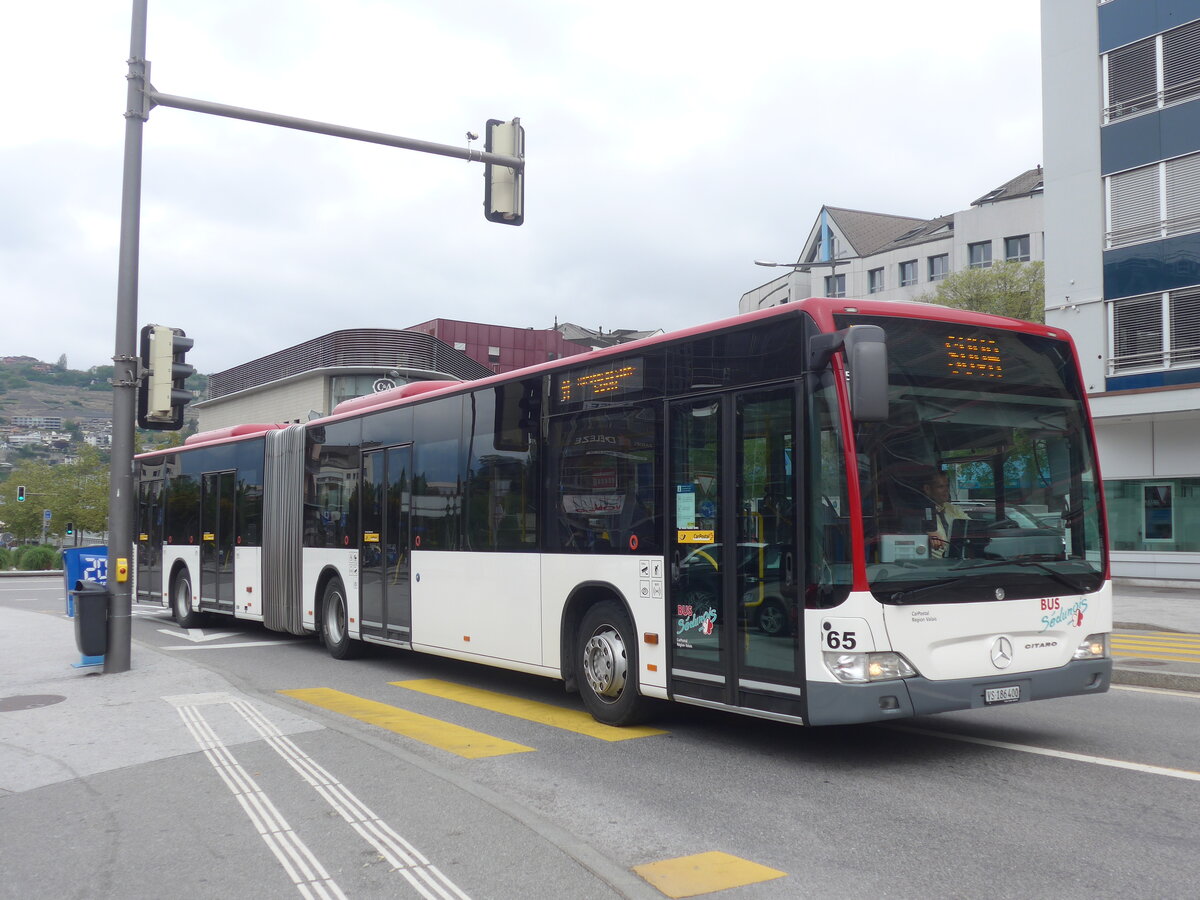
[1105,477,1200,551]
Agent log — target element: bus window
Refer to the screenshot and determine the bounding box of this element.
[547,405,661,554]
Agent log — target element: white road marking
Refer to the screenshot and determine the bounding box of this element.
[174,701,346,900]
[163,639,304,650]
[894,725,1200,783]
[157,628,241,642]
[166,693,471,900]
[230,698,470,900]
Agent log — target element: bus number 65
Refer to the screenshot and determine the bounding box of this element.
[823,627,857,650]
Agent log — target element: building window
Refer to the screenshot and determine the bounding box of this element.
[1104,36,1157,121]
[899,260,918,287]
[1110,287,1200,372]
[453,341,467,352]
[968,241,992,269]
[1105,478,1200,551]
[1108,153,1200,249]
[1104,20,1200,122]
[1004,234,1031,261]
[928,254,949,282]
[868,268,885,294]
[824,273,845,298]
[488,346,501,362]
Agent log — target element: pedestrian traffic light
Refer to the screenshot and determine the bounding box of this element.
[483,118,524,226]
[66,522,74,536]
[16,485,25,502]
[138,324,195,430]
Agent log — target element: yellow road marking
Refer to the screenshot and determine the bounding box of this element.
[279,688,534,759]
[633,851,786,899]
[391,679,666,741]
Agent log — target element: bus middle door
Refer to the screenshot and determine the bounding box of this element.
[360,446,412,642]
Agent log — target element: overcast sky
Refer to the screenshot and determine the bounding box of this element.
[3,0,1044,374]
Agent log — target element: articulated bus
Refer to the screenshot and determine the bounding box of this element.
[134,298,1112,726]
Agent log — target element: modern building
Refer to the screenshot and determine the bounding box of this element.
[195,328,493,431]
[1042,0,1200,582]
[195,320,661,433]
[739,169,1044,314]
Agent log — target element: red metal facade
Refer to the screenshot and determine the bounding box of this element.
[406,318,588,374]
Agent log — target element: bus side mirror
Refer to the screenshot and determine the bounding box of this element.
[809,325,889,423]
[844,326,888,423]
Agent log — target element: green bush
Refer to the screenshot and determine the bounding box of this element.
[17,545,59,571]
[0,547,12,570]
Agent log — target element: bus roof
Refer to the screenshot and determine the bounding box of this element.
[145,297,1075,450]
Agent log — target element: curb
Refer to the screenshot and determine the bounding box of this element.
[0,570,64,578]
[1112,666,1200,693]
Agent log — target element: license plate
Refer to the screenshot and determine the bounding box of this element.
[985,685,1021,705]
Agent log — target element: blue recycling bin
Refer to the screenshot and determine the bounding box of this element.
[63,547,108,616]
[62,547,108,667]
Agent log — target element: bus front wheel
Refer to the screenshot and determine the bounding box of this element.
[322,578,360,660]
[577,600,650,726]
[172,570,201,628]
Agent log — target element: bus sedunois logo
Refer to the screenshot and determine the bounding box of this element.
[990,636,1014,669]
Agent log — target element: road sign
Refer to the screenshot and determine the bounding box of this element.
[43,509,52,521]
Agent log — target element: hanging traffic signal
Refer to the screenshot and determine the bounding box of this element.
[138,324,195,430]
[16,485,25,502]
[484,118,524,226]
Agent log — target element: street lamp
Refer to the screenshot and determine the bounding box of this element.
[753,257,856,300]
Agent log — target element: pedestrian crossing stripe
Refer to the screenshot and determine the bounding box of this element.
[279,687,535,758]
[391,679,666,741]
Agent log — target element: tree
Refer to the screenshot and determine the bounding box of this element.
[920,260,1045,323]
[1,448,109,540]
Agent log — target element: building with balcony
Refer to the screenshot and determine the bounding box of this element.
[1042,0,1200,582]
[739,169,1043,314]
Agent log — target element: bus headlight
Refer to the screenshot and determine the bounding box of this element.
[1073,633,1109,660]
[824,651,917,684]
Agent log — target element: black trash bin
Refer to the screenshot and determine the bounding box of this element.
[72,580,109,658]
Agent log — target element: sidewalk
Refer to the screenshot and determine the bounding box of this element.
[1111,579,1200,693]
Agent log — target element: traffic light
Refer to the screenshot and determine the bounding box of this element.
[484,118,524,226]
[16,485,25,502]
[138,324,195,430]
[66,522,74,536]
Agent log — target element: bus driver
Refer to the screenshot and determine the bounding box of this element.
[922,470,969,559]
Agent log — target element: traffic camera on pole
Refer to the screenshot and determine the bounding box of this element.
[138,324,195,430]
[484,118,524,226]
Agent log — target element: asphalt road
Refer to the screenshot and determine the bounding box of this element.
[2,577,1199,899]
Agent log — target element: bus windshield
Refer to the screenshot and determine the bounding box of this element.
[839,314,1106,604]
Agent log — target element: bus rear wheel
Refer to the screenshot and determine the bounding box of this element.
[322,578,360,659]
[577,600,650,726]
[172,569,201,628]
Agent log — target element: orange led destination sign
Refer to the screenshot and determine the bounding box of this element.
[557,358,644,404]
[944,335,1003,378]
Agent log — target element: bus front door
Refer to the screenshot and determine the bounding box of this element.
[360,446,412,642]
[136,479,163,604]
[199,470,236,612]
[669,388,802,711]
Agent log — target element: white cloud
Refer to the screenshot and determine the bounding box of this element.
[1,0,1043,372]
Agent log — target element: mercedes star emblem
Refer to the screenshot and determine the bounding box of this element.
[990,636,1014,669]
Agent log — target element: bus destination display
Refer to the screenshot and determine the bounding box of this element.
[945,334,1003,379]
[557,358,644,405]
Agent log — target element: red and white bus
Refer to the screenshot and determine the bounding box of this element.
[134,298,1112,726]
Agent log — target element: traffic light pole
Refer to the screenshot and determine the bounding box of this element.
[104,0,523,674]
[105,0,150,673]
